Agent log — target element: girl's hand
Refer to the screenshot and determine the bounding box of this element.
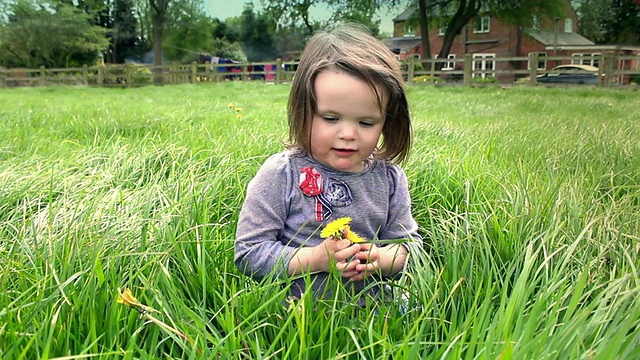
[323,237,362,278]
[344,243,380,282]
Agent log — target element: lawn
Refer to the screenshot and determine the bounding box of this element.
[0,83,639,359]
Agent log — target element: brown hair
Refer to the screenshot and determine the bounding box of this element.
[286,24,412,163]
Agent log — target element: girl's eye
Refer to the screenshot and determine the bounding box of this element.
[322,116,339,122]
[359,121,376,127]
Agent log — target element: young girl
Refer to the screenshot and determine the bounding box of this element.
[235,25,422,302]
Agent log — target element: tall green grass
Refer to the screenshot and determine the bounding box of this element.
[1,83,638,359]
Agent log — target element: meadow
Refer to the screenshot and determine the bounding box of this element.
[0,82,638,359]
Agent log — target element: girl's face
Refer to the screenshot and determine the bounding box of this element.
[310,69,386,172]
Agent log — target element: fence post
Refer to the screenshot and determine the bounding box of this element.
[39,66,46,86]
[212,62,219,82]
[529,53,538,86]
[463,54,472,87]
[82,65,88,85]
[603,53,613,87]
[429,56,436,83]
[97,66,104,86]
[407,56,415,82]
[597,53,605,86]
[126,65,132,88]
[276,58,283,85]
[192,62,198,84]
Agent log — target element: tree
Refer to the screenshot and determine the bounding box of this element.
[239,3,277,61]
[149,0,170,81]
[575,0,639,44]
[606,0,640,44]
[109,0,141,63]
[261,0,320,36]
[0,0,109,67]
[259,0,405,59]
[261,0,405,36]
[163,0,217,62]
[417,0,431,59]
[326,0,384,35]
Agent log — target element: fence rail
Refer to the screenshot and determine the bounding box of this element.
[1,54,639,88]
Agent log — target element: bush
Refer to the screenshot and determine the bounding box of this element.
[412,75,442,83]
[473,76,497,83]
[126,63,152,85]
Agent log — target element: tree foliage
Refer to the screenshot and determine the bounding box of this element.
[575,0,640,44]
[239,3,277,61]
[163,0,217,62]
[0,0,109,67]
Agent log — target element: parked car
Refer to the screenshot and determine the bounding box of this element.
[537,64,601,85]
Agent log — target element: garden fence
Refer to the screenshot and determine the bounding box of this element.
[1,54,639,88]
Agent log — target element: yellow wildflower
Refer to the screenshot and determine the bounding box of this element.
[320,217,365,243]
[235,107,243,112]
[227,103,234,108]
[344,227,365,243]
[116,287,157,314]
[236,113,243,119]
[116,287,195,349]
[320,217,352,238]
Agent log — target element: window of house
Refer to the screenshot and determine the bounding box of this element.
[435,54,456,69]
[564,18,573,33]
[473,16,490,33]
[403,24,417,37]
[572,53,601,67]
[411,54,421,61]
[528,52,547,70]
[472,53,495,78]
[438,21,448,36]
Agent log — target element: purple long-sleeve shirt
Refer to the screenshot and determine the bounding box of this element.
[235,149,422,300]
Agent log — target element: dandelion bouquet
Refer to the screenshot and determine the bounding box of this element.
[320,217,365,243]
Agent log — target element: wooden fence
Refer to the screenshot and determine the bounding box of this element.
[1,54,639,88]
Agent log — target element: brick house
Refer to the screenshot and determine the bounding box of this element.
[383,3,640,83]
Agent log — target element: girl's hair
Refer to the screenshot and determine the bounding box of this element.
[287,24,412,163]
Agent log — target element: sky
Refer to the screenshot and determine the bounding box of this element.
[204,0,398,35]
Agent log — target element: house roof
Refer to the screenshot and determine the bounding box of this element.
[393,5,417,22]
[524,29,594,47]
[383,37,422,54]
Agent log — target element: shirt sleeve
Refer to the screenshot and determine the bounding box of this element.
[383,163,423,258]
[234,154,296,281]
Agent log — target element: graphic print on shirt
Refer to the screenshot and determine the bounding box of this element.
[299,166,353,221]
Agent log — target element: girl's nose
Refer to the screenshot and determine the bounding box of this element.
[338,124,357,140]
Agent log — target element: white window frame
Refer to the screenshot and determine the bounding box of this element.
[571,53,601,67]
[435,54,456,70]
[473,16,490,33]
[403,24,417,37]
[472,53,495,78]
[411,53,421,61]
[528,52,547,70]
[564,18,573,33]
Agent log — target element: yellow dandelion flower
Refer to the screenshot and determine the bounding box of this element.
[227,103,234,108]
[320,217,352,238]
[236,113,243,119]
[116,287,157,314]
[235,107,243,112]
[344,227,365,243]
